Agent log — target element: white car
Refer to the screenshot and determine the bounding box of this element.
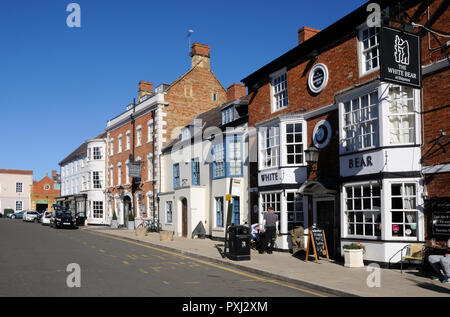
[40,211,52,225]
[23,211,39,222]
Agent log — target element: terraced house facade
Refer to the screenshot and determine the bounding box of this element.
[243,0,449,265]
[105,43,226,227]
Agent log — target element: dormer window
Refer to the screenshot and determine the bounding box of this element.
[222,107,234,125]
[181,128,190,141]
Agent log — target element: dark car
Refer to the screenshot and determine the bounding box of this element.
[50,210,77,229]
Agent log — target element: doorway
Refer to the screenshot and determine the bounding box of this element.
[313,198,336,259]
[123,196,132,227]
[181,198,188,238]
[36,204,48,213]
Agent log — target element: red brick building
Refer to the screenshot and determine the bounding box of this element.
[105,43,226,227]
[31,170,61,212]
[242,0,449,265]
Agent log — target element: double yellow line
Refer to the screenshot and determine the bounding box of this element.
[86,230,327,297]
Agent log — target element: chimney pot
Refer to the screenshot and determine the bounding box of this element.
[138,81,154,101]
[298,26,320,45]
[190,43,210,69]
[226,83,247,103]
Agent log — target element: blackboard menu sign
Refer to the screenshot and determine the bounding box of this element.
[430,198,450,236]
[305,227,329,263]
[311,228,326,256]
[433,212,450,235]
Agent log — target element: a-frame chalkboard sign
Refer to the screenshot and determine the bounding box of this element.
[305,227,330,263]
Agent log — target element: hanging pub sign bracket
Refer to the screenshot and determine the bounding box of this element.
[380,26,422,89]
[305,226,330,263]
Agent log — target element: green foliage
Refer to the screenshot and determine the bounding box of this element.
[128,212,135,221]
[343,242,366,253]
[112,210,117,220]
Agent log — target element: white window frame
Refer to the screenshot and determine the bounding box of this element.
[16,182,23,193]
[15,200,23,212]
[117,163,122,185]
[109,166,114,187]
[118,135,123,153]
[342,182,382,240]
[110,139,114,156]
[259,191,282,232]
[259,125,280,170]
[136,126,142,147]
[166,201,173,224]
[387,85,418,145]
[92,201,104,219]
[147,121,154,143]
[126,131,131,151]
[358,23,380,77]
[270,68,289,112]
[388,180,422,241]
[285,191,307,232]
[282,121,306,166]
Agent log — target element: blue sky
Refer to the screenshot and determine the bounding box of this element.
[0,0,367,181]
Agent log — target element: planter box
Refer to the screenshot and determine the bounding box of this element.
[127,221,135,231]
[111,220,118,229]
[160,230,174,241]
[344,249,364,268]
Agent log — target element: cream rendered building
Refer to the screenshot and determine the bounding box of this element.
[0,169,33,214]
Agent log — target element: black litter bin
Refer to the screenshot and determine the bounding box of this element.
[227,225,251,261]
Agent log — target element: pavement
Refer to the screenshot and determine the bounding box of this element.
[82,225,450,297]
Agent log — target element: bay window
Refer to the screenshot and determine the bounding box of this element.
[345,183,381,237]
[388,86,415,144]
[343,91,379,152]
[391,183,417,238]
[227,135,242,176]
[286,192,305,231]
[286,123,304,165]
[212,143,225,178]
[261,192,281,231]
[92,201,103,218]
[260,126,280,169]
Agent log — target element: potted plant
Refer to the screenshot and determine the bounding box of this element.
[127,212,135,230]
[343,242,365,268]
[111,211,118,229]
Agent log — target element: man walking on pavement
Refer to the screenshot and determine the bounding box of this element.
[259,206,278,254]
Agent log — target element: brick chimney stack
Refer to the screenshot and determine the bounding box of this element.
[298,26,320,45]
[138,81,154,101]
[226,83,247,102]
[52,170,57,178]
[190,43,210,70]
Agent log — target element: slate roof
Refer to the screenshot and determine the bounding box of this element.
[58,132,106,166]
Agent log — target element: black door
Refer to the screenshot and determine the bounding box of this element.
[123,196,132,227]
[316,200,336,259]
[182,198,188,238]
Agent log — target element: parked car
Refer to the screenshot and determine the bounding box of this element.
[23,211,39,222]
[40,211,52,226]
[50,210,77,229]
[9,211,24,219]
